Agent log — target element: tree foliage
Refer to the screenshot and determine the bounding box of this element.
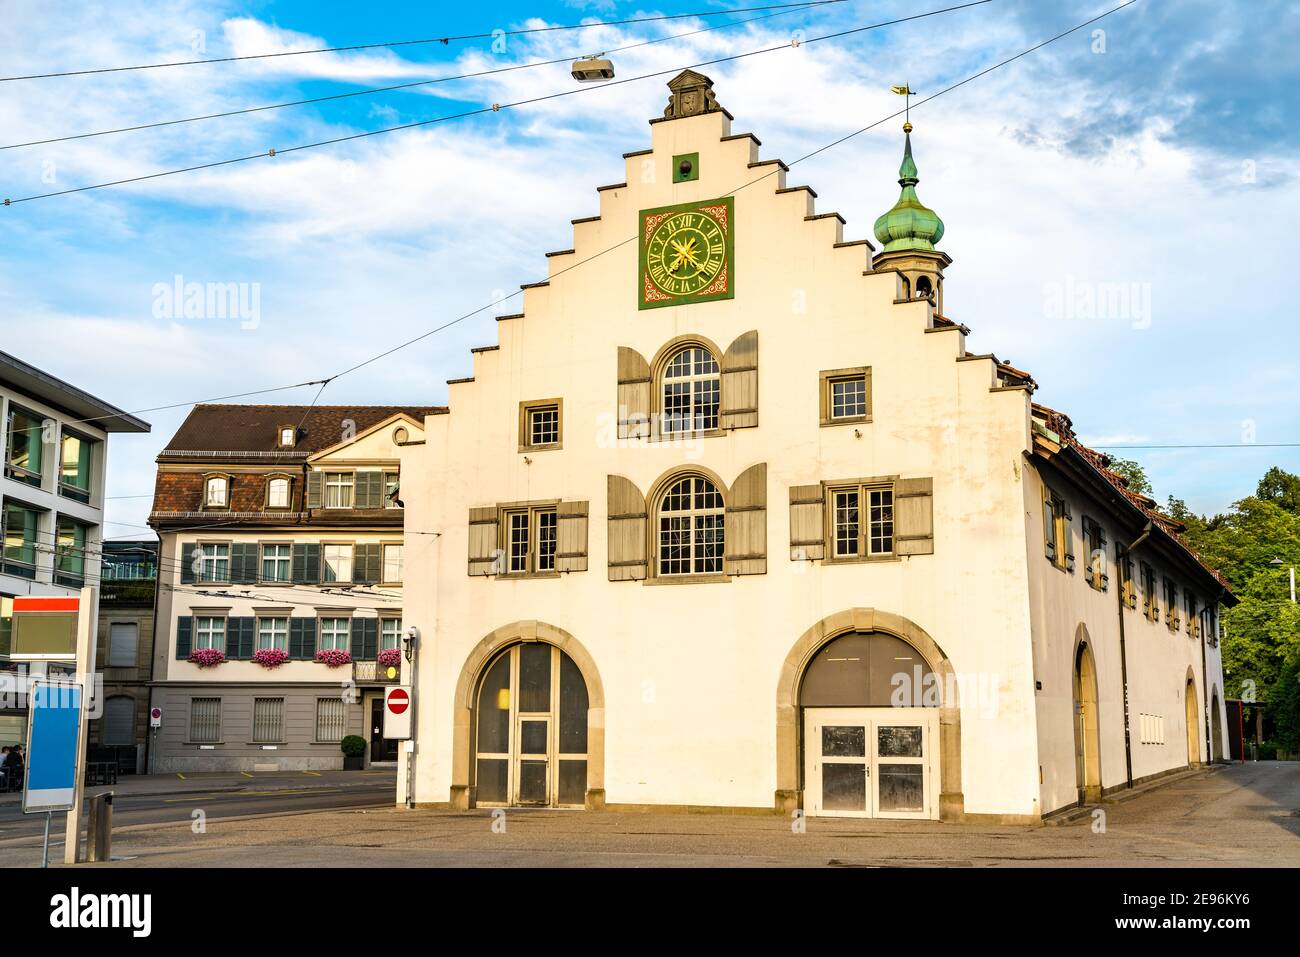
[1107,456,1153,498]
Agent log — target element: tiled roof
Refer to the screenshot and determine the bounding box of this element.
[161,404,445,456]
[1032,403,1232,594]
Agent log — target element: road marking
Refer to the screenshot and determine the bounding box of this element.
[240,771,254,778]
[302,770,321,777]
[176,773,186,780]
[246,788,341,797]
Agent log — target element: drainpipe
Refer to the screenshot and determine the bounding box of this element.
[1116,521,1152,790]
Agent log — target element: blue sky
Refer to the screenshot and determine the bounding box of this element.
[1,0,1296,537]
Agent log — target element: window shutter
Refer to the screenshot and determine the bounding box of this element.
[292,543,321,584]
[179,542,198,584]
[1042,490,1057,564]
[289,618,316,659]
[606,475,647,581]
[616,346,651,440]
[720,330,759,430]
[230,543,257,584]
[556,501,589,573]
[468,507,501,576]
[306,470,323,509]
[354,543,381,584]
[351,618,379,660]
[789,485,825,560]
[1063,501,1076,572]
[725,463,767,575]
[229,617,255,659]
[355,471,382,509]
[175,615,193,659]
[1098,527,1110,589]
[895,477,935,556]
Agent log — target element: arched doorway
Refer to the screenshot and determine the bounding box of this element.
[1210,688,1223,762]
[1185,676,1200,766]
[799,631,939,819]
[1072,640,1101,804]
[450,622,605,810]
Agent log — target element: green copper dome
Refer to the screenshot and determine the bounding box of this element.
[873,130,944,251]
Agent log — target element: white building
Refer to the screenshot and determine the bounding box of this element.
[1,350,149,748]
[397,72,1233,822]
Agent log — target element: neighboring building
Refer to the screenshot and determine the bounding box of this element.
[0,350,150,748]
[147,404,442,772]
[88,539,159,772]
[396,72,1235,822]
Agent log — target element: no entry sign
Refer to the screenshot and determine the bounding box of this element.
[383,686,412,740]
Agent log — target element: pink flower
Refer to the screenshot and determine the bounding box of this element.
[315,649,353,668]
[252,648,290,669]
[377,647,402,667]
[188,648,226,668]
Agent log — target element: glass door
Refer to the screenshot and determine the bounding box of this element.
[804,708,936,819]
[515,717,551,805]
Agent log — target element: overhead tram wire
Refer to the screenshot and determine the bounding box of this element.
[1,5,829,150]
[2,0,1138,436]
[0,0,995,206]
[0,1,846,82]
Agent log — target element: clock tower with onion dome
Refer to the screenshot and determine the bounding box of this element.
[872,121,951,315]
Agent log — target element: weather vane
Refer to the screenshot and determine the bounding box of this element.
[891,84,917,132]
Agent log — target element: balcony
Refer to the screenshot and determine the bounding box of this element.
[353,659,399,684]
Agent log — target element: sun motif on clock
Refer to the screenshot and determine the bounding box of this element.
[639,197,734,309]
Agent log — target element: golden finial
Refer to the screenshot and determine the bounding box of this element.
[891,84,917,132]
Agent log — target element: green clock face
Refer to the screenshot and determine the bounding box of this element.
[639,197,734,309]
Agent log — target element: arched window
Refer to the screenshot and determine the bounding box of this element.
[266,476,290,509]
[915,275,933,300]
[660,345,720,434]
[657,474,724,576]
[204,475,228,508]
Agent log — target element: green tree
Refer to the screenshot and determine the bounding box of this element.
[1257,466,1300,515]
[1107,456,1153,497]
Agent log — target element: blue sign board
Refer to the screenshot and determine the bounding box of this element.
[23,679,83,813]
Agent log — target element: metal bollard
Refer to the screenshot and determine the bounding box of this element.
[86,792,113,862]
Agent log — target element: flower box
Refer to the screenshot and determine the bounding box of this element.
[188,648,226,668]
[315,649,353,668]
[252,647,290,669]
[377,647,402,668]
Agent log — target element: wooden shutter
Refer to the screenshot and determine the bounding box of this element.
[1063,501,1076,572]
[179,541,198,584]
[468,507,501,576]
[725,463,767,575]
[355,471,383,509]
[556,501,589,573]
[789,485,825,560]
[720,330,759,430]
[617,346,651,440]
[228,617,255,659]
[895,478,935,556]
[291,543,321,584]
[1098,526,1110,590]
[306,470,323,509]
[289,618,316,659]
[175,615,193,659]
[1043,489,1057,564]
[229,543,258,584]
[607,475,647,581]
[351,618,379,660]
[354,543,381,584]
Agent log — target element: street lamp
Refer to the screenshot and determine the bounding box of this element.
[1270,557,1296,603]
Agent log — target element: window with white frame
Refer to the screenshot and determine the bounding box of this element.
[278,427,296,448]
[315,698,346,742]
[189,697,220,743]
[257,617,288,651]
[194,616,225,651]
[267,477,290,509]
[319,617,350,651]
[252,697,284,743]
[382,543,403,583]
[324,472,354,508]
[660,345,720,434]
[380,618,403,651]
[199,543,229,582]
[501,506,557,575]
[323,544,353,583]
[261,543,291,582]
[205,475,228,508]
[829,484,894,559]
[107,621,138,668]
[521,401,562,449]
[657,475,724,576]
